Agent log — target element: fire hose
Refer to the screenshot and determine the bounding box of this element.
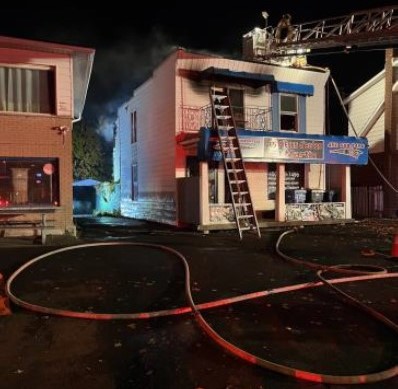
[5,236,398,385]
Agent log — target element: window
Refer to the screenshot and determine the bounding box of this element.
[280,94,298,131]
[131,163,138,200]
[186,156,199,177]
[267,163,304,200]
[0,66,55,114]
[131,111,137,143]
[0,157,59,207]
[208,161,218,204]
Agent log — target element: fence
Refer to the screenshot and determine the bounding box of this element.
[352,185,383,218]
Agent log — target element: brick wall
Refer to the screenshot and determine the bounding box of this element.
[0,113,74,234]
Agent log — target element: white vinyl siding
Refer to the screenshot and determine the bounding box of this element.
[119,52,178,224]
[0,47,72,117]
[347,76,385,153]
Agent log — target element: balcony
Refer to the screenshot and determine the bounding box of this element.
[181,105,272,133]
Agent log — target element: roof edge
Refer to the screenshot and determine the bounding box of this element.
[0,35,95,55]
[344,69,384,104]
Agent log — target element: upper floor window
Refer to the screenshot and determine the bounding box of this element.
[131,111,137,143]
[0,66,55,114]
[280,94,298,131]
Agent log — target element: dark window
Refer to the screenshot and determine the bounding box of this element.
[208,161,218,204]
[0,157,59,207]
[131,163,138,200]
[267,163,304,200]
[186,156,199,177]
[280,94,298,131]
[0,66,55,114]
[229,89,245,128]
[131,111,137,143]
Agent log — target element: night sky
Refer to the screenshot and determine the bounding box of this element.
[1,1,395,138]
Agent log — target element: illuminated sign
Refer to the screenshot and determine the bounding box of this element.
[199,129,368,165]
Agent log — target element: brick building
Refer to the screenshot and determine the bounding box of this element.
[0,36,94,237]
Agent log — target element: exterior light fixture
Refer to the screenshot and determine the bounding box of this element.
[262,11,269,28]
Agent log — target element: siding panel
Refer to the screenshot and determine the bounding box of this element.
[0,48,72,117]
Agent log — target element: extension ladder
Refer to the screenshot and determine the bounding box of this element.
[210,87,261,239]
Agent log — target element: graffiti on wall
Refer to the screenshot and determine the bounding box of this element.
[286,202,345,221]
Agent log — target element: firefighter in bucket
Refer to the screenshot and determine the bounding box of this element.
[275,13,295,43]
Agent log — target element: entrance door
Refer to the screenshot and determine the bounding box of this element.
[229,89,245,128]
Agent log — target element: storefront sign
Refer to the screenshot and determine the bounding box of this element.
[199,129,368,165]
[240,135,323,161]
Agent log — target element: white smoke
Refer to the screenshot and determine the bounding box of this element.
[85,28,175,141]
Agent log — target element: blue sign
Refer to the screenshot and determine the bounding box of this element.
[198,129,368,165]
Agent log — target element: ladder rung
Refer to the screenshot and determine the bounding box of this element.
[235,203,251,207]
[227,169,243,173]
[230,180,246,184]
[238,215,254,219]
[216,115,232,120]
[233,191,249,195]
[219,136,236,141]
[212,94,227,100]
[225,158,241,162]
[240,226,252,231]
[215,104,229,109]
[218,126,234,130]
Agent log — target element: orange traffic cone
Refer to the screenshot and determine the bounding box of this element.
[0,273,11,316]
[391,234,398,258]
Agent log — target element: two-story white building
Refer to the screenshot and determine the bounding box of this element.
[345,49,398,218]
[115,48,368,232]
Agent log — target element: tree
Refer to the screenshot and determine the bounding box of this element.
[73,122,112,181]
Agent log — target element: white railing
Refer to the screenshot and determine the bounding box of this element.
[181,105,272,132]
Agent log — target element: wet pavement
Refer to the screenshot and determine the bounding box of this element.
[0,218,397,388]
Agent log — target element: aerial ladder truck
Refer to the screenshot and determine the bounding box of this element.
[225,6,398,238]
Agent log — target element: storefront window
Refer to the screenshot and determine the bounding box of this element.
[267,163,304,199]
[208,161,218,204]
[0,157,59,207]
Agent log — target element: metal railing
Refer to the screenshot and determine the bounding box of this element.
[293,7,398,43]
[243,6,398,60]
[181,105,272,132]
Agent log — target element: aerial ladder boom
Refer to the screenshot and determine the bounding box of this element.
[243,6,398,61]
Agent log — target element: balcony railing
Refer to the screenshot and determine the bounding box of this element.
[181,105,272,132]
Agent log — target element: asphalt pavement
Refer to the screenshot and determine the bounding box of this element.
[0,217,397,389]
